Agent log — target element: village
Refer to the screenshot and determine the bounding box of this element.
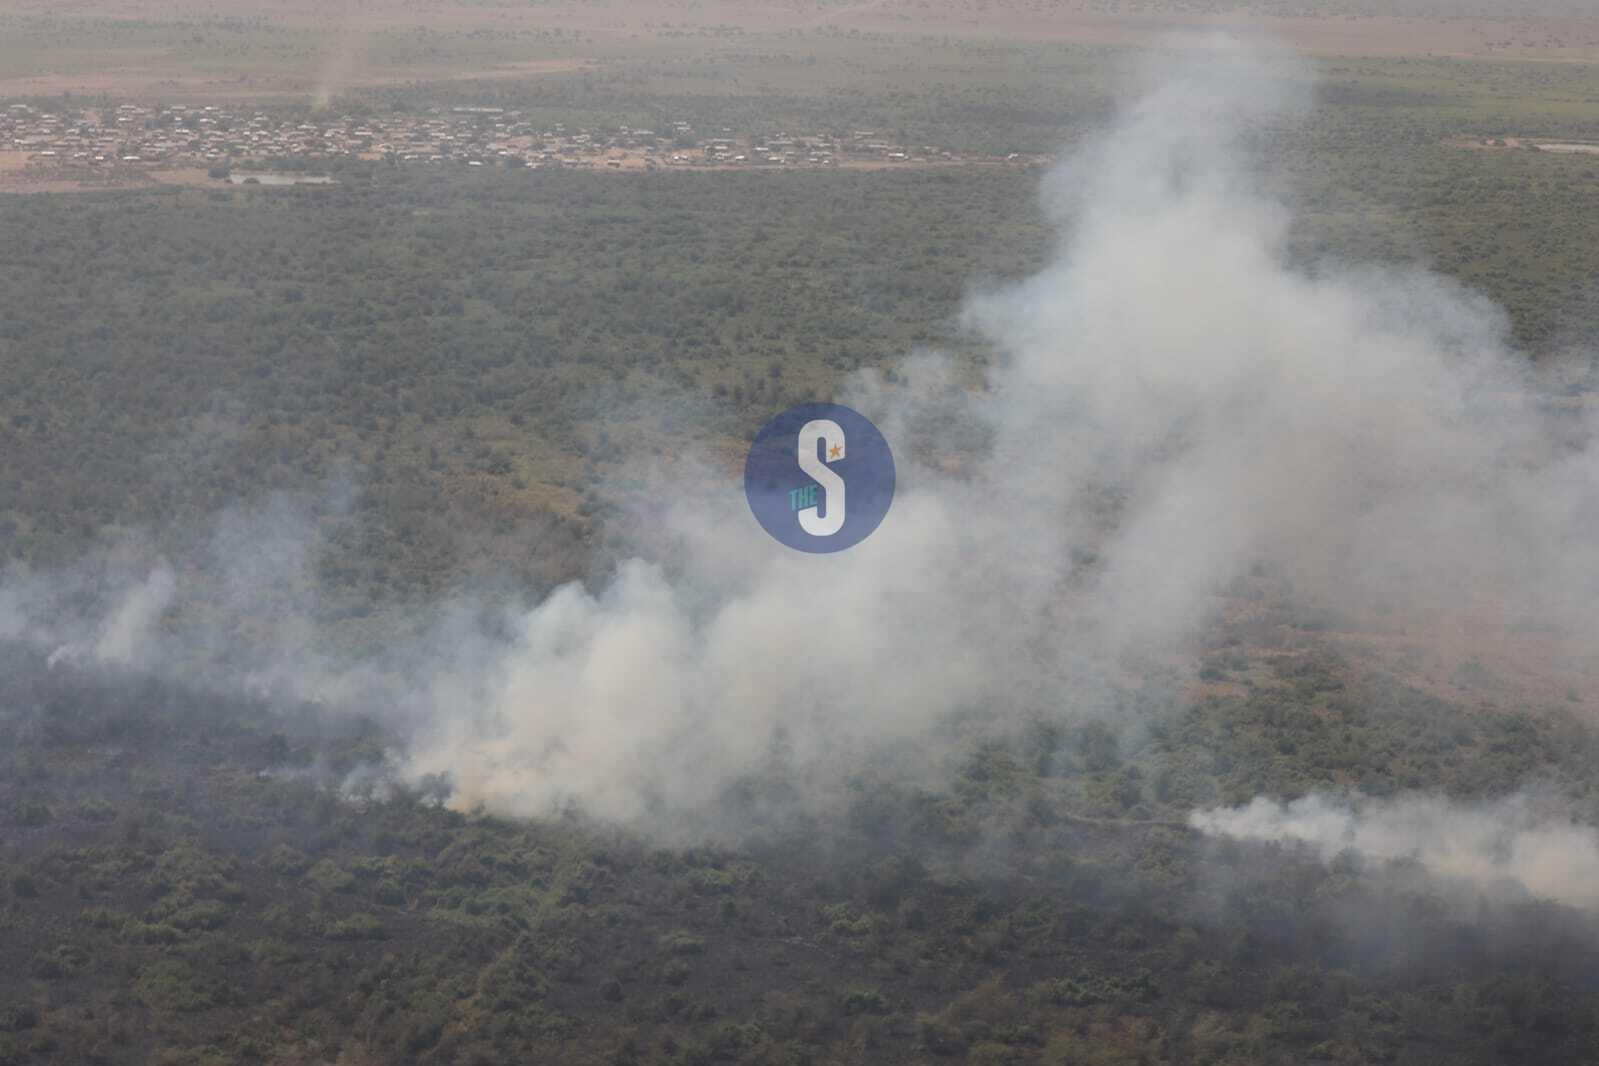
[0,101,1042,180]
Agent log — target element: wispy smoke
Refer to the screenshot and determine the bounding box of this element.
[314,0,368,111]
[6,40,1599,853]
[1192,792,1599,910]
[1,551,175,670]
[57,563,176,669]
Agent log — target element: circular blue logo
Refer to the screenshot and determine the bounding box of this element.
[744,403,895,553]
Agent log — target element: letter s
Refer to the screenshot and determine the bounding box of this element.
[796,419,845,537]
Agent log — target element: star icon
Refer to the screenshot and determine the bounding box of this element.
[829,443,844,460]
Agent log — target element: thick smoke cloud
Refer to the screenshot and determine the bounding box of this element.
[392,39,1599,830]
[5,40,1599,853]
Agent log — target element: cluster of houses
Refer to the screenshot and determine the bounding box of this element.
[2,101,1027,172]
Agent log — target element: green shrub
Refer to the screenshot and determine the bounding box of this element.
[660,931,705,956]
[839,986,888,1015]
[135,960,218,1012]
[306,860,356,894]
[265,845,310,876]
[123,919,184,945]
[325,914,387,941]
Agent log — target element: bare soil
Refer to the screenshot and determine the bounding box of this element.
[0,58,596,104]
[1453,136,1599,154]
[2,1,1597,63]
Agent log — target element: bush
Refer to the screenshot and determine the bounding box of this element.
[306,859,356,894]
[325,914,387,941]
[839,986,888,1015]
[660,931,705,956]
[135,960,218,1012]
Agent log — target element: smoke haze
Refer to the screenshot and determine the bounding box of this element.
[6,40,1599,872]
[1191,792,1599,910]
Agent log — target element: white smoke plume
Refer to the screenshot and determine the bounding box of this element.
[5,39,1599,844]
[386,39,1599,830]
[1191,792,1599,910]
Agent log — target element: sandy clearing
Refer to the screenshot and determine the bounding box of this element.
[0,154,157,192]
[147,166,225,188]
